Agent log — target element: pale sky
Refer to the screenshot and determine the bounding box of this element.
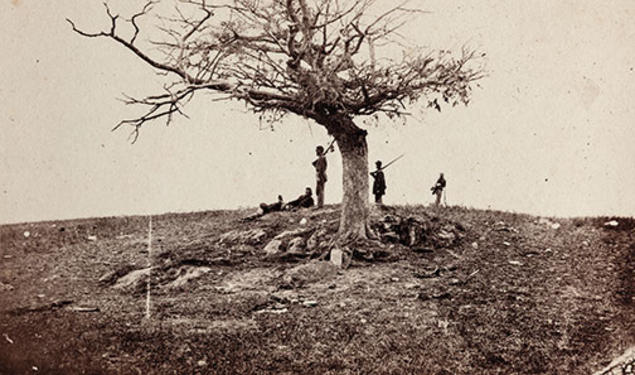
[1,0,634,224]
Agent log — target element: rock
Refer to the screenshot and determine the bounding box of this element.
[306,228,328,251]
[287,237,305,254]
[414,267,440,279]
[113,267,151,290]
[219,229,267,245]
[87,235,97,241]
[302,300,318,307]
[604,220,619,227]
[280,261,338,289]
[263,239,284,255]
[197,360,208,367]
[449,278,461,285]
[503,241,511,246]
[256,308,288,314]
[99,264,137,285]
[246,229,268,244]
[437,230,456,241]
[538,217,560,229]
[23,231,30,238]
[168,266,212,288]
[330,248,343,267]
[444,264,458,271]
[592,345,635,375]
[508,260,522,266]
[471,242,479,249]
[70,306,100,312]
[299,218,308,225]
[274,228,312,241]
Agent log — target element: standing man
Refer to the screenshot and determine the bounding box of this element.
[431,173,446,206]
[312,145,328,208]
[370,160,387,205]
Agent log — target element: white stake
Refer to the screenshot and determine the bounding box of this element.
[145,216,153,320]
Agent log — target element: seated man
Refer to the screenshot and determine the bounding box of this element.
[260,195,284,214]
[242,195,284,221]
[284,187,314,210]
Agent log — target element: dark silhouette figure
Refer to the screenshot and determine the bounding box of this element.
[370,160,387,204]
[312,145,328,208]
[260,195,284,214]
[431,173,446,206]
[285,187,315,210]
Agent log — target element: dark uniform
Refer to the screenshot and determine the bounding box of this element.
[285,188,314,209]
[431,173,446,206]
[370,161,387,204]
[312,146,327,208]
[259,195,284,214]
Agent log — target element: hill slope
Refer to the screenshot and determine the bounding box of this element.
[0,205,633,374]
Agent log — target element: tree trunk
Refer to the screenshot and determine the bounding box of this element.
[330,117,371,242]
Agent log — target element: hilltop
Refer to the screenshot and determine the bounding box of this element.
[0,205,633,374]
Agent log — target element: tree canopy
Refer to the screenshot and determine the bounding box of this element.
[68,0,484,140]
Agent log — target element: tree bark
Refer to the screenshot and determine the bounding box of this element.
[327,116,371,242]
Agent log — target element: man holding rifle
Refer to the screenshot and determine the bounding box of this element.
[369,154,403,205]
[312,143,332,209]
[370,160,387,205]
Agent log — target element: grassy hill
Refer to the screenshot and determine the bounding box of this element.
[0,205,633,374]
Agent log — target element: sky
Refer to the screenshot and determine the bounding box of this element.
[1,0,634,224]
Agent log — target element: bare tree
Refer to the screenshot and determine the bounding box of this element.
[68,0,484,243]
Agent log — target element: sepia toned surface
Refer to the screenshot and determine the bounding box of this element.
[0,1,634,374]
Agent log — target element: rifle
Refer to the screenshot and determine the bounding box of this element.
[380,153,405,170]
[321,138,336,156]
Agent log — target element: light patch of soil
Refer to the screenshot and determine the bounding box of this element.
[113,267,150,290]
[168,266,212,289]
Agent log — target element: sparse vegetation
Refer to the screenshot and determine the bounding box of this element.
[0,206,632,374]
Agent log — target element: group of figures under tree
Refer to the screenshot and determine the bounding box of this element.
[253,146,448,220]
[68,0,484,244]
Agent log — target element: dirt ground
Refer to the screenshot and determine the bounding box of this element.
[0,205,633,374]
